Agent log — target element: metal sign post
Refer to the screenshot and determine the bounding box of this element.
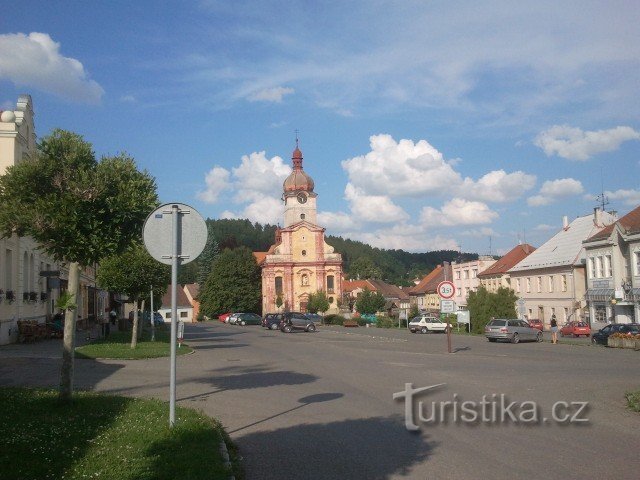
[150,286,155,342]
[437,281,456,353]
[143,203,207,428]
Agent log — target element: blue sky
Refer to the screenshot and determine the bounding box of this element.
[1,1,639,254]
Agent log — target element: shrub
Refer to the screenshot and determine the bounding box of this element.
[356,317,368,327]
[325,314,345,326]
[375,316,395,328]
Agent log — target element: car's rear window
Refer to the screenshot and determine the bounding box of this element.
[575,322,587,327]
[489,320,506,326]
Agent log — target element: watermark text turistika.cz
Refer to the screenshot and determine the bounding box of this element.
[393,383,589,431]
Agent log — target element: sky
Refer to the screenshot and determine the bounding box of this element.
[1,1,639,255]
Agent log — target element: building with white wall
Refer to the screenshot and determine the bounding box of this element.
[451,256,496,309]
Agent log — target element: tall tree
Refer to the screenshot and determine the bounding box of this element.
[467,286,518,334]
[196,222,219,287]
[97,243,170,347]
[349,256,383,280]
[0,129,158,401]
[199,247,261,317]
[356,289,386,315]
[307,291,330,314]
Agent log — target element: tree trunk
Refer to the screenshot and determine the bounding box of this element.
[138,299,145,341]
[59,261,80,402]
[130,299,140,349]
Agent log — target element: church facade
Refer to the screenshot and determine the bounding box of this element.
[260,144,343,314]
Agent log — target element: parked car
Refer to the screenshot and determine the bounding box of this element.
[228,313,242,325]
[280,312,317,333]
[219,312,232,323]
[560,321,591,337]
[409,315,449,333]
[527,319,544,331]
[263,313,283,330]
[236,313,262,326]
[305,313,324,325]
[591,323,640,345]
[485,318,543,343]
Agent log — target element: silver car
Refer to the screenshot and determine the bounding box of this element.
[484,318,543,343]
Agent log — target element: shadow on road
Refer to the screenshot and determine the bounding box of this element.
[237,415,434,479]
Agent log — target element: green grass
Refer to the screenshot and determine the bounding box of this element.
[0,387,239,480]
[75,329,193,359]
[625,389,640,413]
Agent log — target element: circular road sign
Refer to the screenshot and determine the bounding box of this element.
[437,281,456,299]
[143,203,208,265]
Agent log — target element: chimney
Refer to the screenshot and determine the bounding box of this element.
[593,207,601,226]
[562,216,569,230]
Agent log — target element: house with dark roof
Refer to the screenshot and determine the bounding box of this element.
[342,279,410,317]
[509,209,615,328]
[183,284,201,320]
[408,263,452,313]
[478,244,536,293]
[583,205,640,326]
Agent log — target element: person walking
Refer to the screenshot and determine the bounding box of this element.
[550,314,558,344]
[109,308,117,326]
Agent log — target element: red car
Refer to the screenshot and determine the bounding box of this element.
[218,312,232,323]
[527,319,544,331]
[560,321,591,337]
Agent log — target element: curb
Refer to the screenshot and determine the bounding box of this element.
[219,437,235,480]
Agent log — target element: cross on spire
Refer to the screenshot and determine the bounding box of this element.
[295,129,299,148]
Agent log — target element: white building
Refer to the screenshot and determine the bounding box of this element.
[509,210,615,328]
[451,256,496,309]
[583,205,640,327]
[0,95,102,344]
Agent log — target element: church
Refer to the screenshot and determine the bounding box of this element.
[259,143,343,314]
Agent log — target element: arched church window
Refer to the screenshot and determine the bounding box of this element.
[327,275,335,293]
[275,276,283,295]
[300,214,305,220]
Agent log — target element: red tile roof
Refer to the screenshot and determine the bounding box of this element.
[253,252,268,265]
[342,280,374,292]
[408,265,444,295]
[366,279,411,300]
[477,244,535,277]
[184,283,199,298]
[586,205,640,242]
[160,286,193,308]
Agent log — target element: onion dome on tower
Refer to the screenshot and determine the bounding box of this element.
[283,142,314,193]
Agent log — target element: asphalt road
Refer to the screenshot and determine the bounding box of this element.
[1,322,638,479]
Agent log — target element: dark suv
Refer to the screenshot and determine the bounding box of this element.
[280,312,317,333]
[263,313,283,330]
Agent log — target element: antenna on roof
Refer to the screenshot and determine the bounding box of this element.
[488,235,492,257]
[595,166,609,211]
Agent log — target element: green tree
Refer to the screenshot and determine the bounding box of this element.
[199,247,261,317]
[467,286,518,334]
[0,129,157,401]
[349,256,383,280]
[307,290,330,314]
[356,289,386,315]
[97,243,170,347]
[408,304,420,319]
[196,222,219,287]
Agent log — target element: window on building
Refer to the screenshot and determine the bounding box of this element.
[464,270,469,279]
[588,257,596,279]
[548,276,554,293]
[537,277,542,293]
[526,278,531,293]
[561,275,567,292]
[22,251,29,294]
[563,308,569,322]
[301,250,307,256]
[604,255,612,278]
[327,275,335,293]
[456,271,461,280]
[516,279,521,293]
[300,214,305,220]
[636,251,640,276]
[275,276,283,295]
[165,312,171,319]
[457,288,462,297]
[180,311,188,318]
[594,305,606,323]
[595,256,602,278]
[472,269,478,278]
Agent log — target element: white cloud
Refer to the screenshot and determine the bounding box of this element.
[527,178,584,206]
[461,227,499,238]
[230,151,291,203]
[197,166,231,203]
[247,86,294,102]
[534,125,640,161]
[341,134,461,197]
[317,211,356,232]
[0,32,104,103]
[350,229,459,253]
[605,189,640,206]
[344,183,409,223]
[420,198,498,226]
[238,196,283,225]
[461,170,536,203]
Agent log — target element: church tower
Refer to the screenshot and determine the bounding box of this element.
[259,140,343,315]
[283,142,317,226]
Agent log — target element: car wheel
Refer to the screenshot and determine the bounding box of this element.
[306,324,316,332]
[421,327,427,334]
[488,338,497,342]
[240,320,245,326]
[283,325,292,333]
[270,323,279,330]
[410,329,416,333]
[591,336,598,344]
[536,332,543,342]
[511,333,520,344]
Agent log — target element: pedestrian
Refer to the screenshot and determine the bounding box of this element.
[550,314,558,344]
[109,308,117,326]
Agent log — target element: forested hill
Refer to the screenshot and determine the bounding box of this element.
[205,218,479,286]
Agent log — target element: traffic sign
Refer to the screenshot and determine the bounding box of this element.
[437,281,456,299]
[440,300,455,313]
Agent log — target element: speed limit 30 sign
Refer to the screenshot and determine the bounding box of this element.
[437,281,456,299]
